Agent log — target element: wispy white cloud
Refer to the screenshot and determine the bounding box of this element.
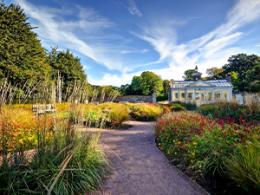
[15,0,141,74]
[89,72,135,86]
[120,48,148,54]
[13,0,260,86]
[127,0,142,17]
[135,0,260,79]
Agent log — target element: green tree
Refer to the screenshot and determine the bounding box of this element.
[48,48,87,101]
[183,68,197,81]
[0,3,51,86]
[223,54,259,92]
[245,62,260,92]
[120,84,132,95]
[162,79,170,96]
[206,67,224,80]
[131,76,143,95]
[129,71,163,95]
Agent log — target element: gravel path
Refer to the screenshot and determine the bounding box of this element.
[96,121,207,195]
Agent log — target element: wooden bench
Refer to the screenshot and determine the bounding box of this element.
[32,104,56,114]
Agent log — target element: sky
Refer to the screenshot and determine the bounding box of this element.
[5,0,260,86]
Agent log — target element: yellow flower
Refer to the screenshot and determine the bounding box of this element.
[18,139,24,144]
[28,136,34,142]
[192,141,197,145]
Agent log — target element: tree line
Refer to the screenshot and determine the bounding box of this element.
[120,53,260,100]
[183,54,260,92]
[0,3,119,104]
[1,3,259,104]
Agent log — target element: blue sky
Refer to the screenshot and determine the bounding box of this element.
[6,0,260,86]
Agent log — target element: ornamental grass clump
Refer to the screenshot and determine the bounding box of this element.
[98,103,129,127]
[0,105,108,194]
[128,103,163,121]
[225,140,260,193]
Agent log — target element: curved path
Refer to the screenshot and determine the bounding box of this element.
[96,121,207,195]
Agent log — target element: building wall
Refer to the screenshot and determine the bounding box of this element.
[170,87,232,106]
[233,92,260,106]
[115,94,156,103]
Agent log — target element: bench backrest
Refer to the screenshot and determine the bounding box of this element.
[32,104,55,114]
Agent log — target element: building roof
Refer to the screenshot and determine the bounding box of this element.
[170,79,232,89]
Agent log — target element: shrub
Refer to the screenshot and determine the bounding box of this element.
[170,101,197,111]
[155,112,216,161]
[0,107,38,153]
[198,102,260,124]
[128,103,163,121]
[225,140,260,193]
[155,112,260,193]
[169,103,186,112]
[98,103,129,127]
[160,104,171,114]
[83,104,108,128]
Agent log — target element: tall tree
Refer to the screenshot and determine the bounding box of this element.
[129,71,163,95]
[245,61,260,92]
[206,67,224,80]
[120,84,132,95]
[223,54,259,91]
[162,79,170,96]
[48,49,88,101]
[0,3,51,86]
[131,76,143,95]
[183,66,197,81]
[140,71,163,95]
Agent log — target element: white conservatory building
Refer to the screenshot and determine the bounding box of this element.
[169,79,233,106]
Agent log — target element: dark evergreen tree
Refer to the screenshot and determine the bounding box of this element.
[0,3,51,86]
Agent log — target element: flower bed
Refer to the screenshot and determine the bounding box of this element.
[155,112,260,194]
[0,105,107,194]
[198,102,260,124]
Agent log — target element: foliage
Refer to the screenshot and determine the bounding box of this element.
[83,105,108,128]
[48,48,88,102]
[89,85,121,103]
[198,102,260,124]
[155,112,260,193]
[131,76,143,95]
[0,108,38,153]
[122,71,163,96]
[169,103,186,112]
[223,54,260,92]
[0,107,107,194]
[225,140,260,193]
[170,101,197,111]
[245,62,260,92]
[0,3,51,85]
[128,103,163,121]
[157,80,170,101]
[0,3,52,103]
[99,103,129,127]
[206,67,224,80]
[183,66,199,81]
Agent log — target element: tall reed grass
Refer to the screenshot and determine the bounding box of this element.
[0,104,107,194]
